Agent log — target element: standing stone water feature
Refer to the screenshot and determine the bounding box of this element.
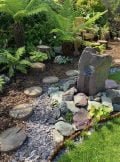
[77,47,112,95]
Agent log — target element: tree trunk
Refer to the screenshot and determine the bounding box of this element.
[13,22,25,48]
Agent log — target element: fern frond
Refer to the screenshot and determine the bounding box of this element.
[15,47,25,60]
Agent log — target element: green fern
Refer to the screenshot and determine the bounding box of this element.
[30,51,48,62]
[0,47,31,77]
[51,0,107,42]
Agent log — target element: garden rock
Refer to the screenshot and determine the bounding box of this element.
[0,127,27,152]
[113,104,120,112]
[74,93,88,107]
[77,47,112,95]
[48,86,59,95]
[62,79,77,91]
[106,89,120,104]
[24,86,42,97]
[52,129,64,143]
[88,101,102,111]
[59,101,69,115]
[50,91,64,104]
[73,108,90,130]
[62,87,77,101]
[31,62,46,72]
[55,121,75,136]
[105,79,118,89]
[9,104,33,120]
[66,101,80,113]
[101,95,113,111]
[42,76,59,84]
[65,70,79,77]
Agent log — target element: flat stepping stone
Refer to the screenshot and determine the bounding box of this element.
[113,59,120,66]
[42,76,59,84]
[0,127,27,152]
[24,86,42,97]
[52,129,64,143]
[9,104,33,120]
[65,70,79,77]
[31,62,46,72]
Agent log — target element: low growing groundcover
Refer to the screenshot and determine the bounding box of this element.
[59,118,120,162]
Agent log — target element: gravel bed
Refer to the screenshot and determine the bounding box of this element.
[11,94,58,162]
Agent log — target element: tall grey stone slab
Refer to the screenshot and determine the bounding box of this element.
[77,47,112,95]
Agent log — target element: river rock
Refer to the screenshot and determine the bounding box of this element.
[42,76,59,84]
[24,86,42,97]
[101,95,113,111]
[50,91,64,104]
[48,86,59,95]
[106,89,120,104]
[113,104,120,112]
[62,87,77,101]
[66,101,80,113]
[62,79,77,91]
[0,127,27,152]
[65,70,79,77]
[77,47,112,95]
[55,121,75,136]
[9,104,33,120]
[73,108,90,130]
[74,93,88,107]
[105,79,118,89]
[52,129,64,143]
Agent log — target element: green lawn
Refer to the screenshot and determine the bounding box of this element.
[108,72,120,83]
[59,118,120,162]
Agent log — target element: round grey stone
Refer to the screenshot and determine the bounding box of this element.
[55,121,75,136]
[42,76,59,84]
[24,86,42,97]
[9,104,33,120]
[0,127,27,152]
[65,70,79,77]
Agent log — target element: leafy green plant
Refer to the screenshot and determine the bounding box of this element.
[0,47,31,77]
[0,77,5,92]
[54,55,72,64]
[30,51,48,62]
[64,111,73,123]
[0,0,51,47]
[64,139,76,151]
[89,104,111,123]
[51,0,107,54]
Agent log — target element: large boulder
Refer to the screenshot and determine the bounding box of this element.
[77,47,112,95]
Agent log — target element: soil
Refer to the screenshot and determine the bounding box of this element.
[0,41,120,162]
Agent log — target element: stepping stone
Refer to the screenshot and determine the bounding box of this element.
[9,104,33,120]
[55,121,75,136]
[24,86,42,97]
[105,80,118,89]
[31,62,46,72]
[73,108,90,130]
[65,70,79,77]
[0,127,27,152]
[42,76,59,84]
[52,129,64,143]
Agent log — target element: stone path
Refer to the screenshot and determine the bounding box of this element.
[11,94,57,162]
